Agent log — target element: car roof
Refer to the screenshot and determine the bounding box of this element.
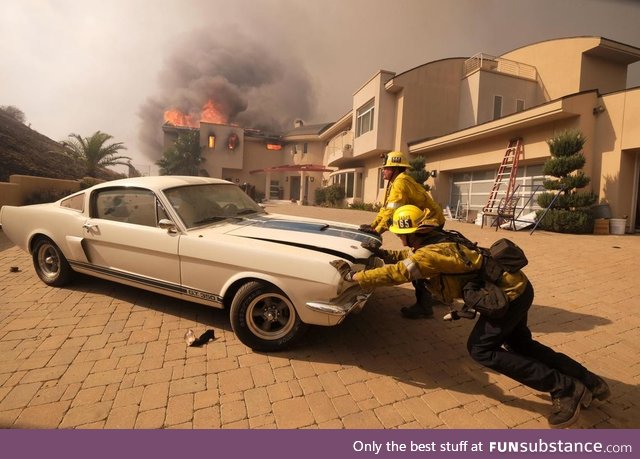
[92,176,231,193]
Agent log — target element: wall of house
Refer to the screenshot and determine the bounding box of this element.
[200,123,244,178]
[476,72,541,125]
[581,54,628,95]
[459,71,480,129]
[502,37,598,100]
[353,70,396,156]
[392,59,466,150]
[417,95,600,207]
[597,88,640,221]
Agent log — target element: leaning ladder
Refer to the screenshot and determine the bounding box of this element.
[483,138,524,214]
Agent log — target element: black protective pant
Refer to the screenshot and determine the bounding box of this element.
[467,282,590,397]
[413,279,435,306]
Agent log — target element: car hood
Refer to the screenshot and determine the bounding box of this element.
[199,213,379,261]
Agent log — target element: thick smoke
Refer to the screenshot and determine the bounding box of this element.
[138,28,316,160]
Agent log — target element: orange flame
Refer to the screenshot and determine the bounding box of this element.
[201,100,228,124]
[164,100,228,127]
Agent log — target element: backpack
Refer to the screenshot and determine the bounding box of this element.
[424,229,528,319]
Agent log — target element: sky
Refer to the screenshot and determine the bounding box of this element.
[2,0,640,175]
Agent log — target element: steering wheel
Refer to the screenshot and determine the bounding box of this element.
[222,203,239,214]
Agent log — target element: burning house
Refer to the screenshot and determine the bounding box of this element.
[162,109,334,204]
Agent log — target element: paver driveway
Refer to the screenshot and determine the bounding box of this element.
[1,203,638,428]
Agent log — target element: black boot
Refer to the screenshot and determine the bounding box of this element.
[583,372,611,402]
[548,380,592,429]
[400,303,434,319]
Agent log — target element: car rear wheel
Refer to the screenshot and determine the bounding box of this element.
[32,238,73,287]
[230,281,308,352]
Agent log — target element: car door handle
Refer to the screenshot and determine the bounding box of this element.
[82,222,98,230]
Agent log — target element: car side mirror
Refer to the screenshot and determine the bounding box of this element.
[158,219,178,233]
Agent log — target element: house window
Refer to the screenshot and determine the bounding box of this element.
[208,135,216,149]
[331,171,356,198]
[356,99,375,137]
[516,99,525,112]
[493,95,503,120]
[303,143,308,154]
[378,168,385,189]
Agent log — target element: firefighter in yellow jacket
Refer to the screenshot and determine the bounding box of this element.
[359,151,446,319]
[333,205,610,429]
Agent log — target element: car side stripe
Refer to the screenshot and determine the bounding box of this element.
[68,260,223,304]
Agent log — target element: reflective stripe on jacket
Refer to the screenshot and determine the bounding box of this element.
[371,172,445,234]
[354,242,528,304]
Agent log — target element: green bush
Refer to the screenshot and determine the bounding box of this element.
[537,129,597,233]
[408,155,430,190]
[535,209,594,233]
[24,189,74,205]
[349,202,381,212]
[537,190,597,209]
[315,184,345,207]
[79,176,104,189]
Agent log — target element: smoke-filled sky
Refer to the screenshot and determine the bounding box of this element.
[2,0,640,174]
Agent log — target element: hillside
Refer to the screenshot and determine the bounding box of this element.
[0,110,120,182]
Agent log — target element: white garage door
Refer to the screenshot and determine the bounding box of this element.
[450,164,546,214]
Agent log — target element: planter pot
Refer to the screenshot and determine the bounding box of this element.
[593,218,609,235]
[591,204,612,219]
[609,218,627,235]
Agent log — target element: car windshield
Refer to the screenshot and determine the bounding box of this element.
[164,183,265,229]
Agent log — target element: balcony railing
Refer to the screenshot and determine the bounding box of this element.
[464,53,537,80]
[325,130,354,164]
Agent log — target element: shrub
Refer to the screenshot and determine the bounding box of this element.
[537,129,597,233]
[79,176,104,189]
[535,209,594,234]
[315,184,345,207]
[24,189,73,205]
[407,155,430,190]
[349,202,381,212]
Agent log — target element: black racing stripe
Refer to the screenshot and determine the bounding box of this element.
[250,218,378,244]
[68,260,222,303]
[238,237,357,263]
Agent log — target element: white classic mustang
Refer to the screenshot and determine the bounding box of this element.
[0,176,380,351]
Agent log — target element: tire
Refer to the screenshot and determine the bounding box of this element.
[32,237,73,287]
[230,281,308,352]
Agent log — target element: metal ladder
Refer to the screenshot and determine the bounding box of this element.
[483,138,523,214]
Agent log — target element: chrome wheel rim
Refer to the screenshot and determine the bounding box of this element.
[37,243,60,280]
[246,292,295,340]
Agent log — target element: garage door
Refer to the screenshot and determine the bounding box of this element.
[450,164,546,215]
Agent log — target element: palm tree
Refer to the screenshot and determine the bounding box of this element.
[156,131,207,176]
[62,131,130,177]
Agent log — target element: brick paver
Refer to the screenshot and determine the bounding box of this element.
[1,203,639,429]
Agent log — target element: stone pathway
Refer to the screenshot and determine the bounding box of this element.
[0,204,638,428]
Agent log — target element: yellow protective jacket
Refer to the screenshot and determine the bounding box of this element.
[354,242,528,304]
[371,171,445,234]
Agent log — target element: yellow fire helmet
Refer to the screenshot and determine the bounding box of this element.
[390,205,440,234]
[383,151,412,168]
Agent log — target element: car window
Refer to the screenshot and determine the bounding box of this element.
[94,188,161,227]
[164,183,264,228]
[60,193,85,212]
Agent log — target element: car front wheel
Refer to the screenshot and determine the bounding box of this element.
[32,237,73,287]
[230,281,308,352]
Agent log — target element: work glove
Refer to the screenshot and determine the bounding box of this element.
[330,260,356,282]
[443,309,477,321]
[358,224,378,235]
[361,239,383,256]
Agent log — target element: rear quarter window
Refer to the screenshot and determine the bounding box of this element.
[60,193,85,211]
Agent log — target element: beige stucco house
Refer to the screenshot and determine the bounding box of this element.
[323,36,640,233]
[164,36,639,232]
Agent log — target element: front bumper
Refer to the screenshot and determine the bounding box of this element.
[305,287,372,326]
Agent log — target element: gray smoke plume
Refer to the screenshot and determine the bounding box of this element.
[138,28,316,160]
